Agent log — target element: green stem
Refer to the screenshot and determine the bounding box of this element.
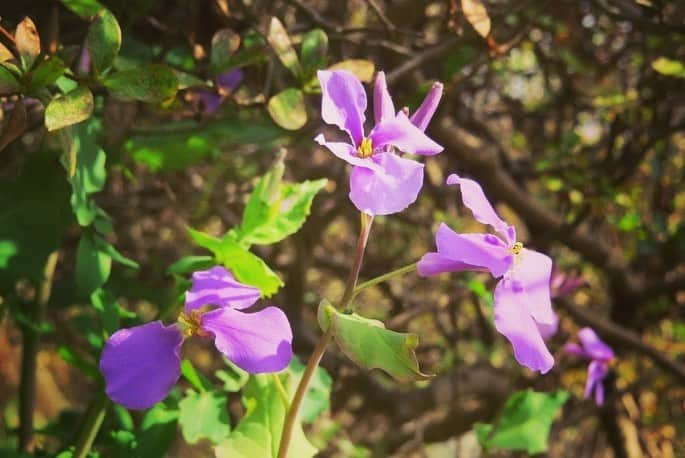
[272,373,290,409]
[352,262,417,300]
[277,213,374,458]
[73,392,110,458]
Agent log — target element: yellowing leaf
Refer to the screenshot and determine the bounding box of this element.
[267,17,301,78]
[15,17,41,70]
[461,0,491,38]
[328,59,375,83]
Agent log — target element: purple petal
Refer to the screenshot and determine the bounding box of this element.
[417,252,476,276]
[318,70,366,145]
[373,71,395,124]
[349,153,424,215]
[192,90,224,115]
[410,81,443,131]
[578,327,615,361]
[201,306,293,373]
[100,321,184,409]
[514,249,555,326]
[585,360,610,405]
[314,134,381,172]
[493,278,554,373]
[369,112,443,156]
[433,224,512,278]
[216,69,244,94]
[564,342,590,359]
[536,311,559,340]
[446,174,516,244]
[185,266,261,312]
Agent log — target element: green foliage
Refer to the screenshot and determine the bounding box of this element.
[300,29,328,83]
[0,63,22,95]
[26,57,66,92]
[475,389,569,454]
[652,57,685,78]
[267,17,301,78]
[318,301,430,382]
[288,358,332,423]
[216,362,250,392]
[87,9,122,75]
[103,64,178,103]
[211,29,241,73]
[45,86,94,131]
[66,120,107,225]
[75,232,112,294]
[178,389,231,444]
[60,0,105,18]
[90,288,120,335]
[267,88,307,130]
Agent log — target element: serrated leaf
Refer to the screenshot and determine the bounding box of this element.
[652,57,685,78]
[461,0,491,38]
[26,57,65,91]
[15,17,41,70]
[90,288,119,334]
[187,229,283,296]
[211,28,241,73]
[267,17,301,78]
[87,9,121,74]
[300,29,328,79]
[179,390,231,445]
[318,300,430,382]
[475,389,569,454]
[0,64,23,96]
[267,88,306,130]
[45,86,94,131]
[103,64,178,103]
[328,59,375,83]
[75,232,111,294]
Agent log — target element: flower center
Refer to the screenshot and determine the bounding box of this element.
[178,309,209,338]
[357,137,374,158]
[510,241,523,255]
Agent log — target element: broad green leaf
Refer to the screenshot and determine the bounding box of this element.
[652,57,685,78]
[136,403,179,457]
[475,389,569,454]
[87,9,122,74]
[59,0,105,18]
[300,29,328,79]
[103,64,178,103]
[15,17,41,70]
[67,120,107,226]
[45,86,94,131]
[0,64,22,96]
[90,288,119,334]
[211,28,241,73]
[167,255,215,276]
[216,375,317,458]
[26,57,65,91]
[288,358,332,423]
[188,229,283,296]
[179,390,231,444]
[328,59,375,83]
[267,88,307,130]
[318,301,430,382]
[266,17,301,77]
[180,359,213,392]
[75,232,112,294]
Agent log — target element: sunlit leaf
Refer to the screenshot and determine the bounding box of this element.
[0,42,13,62]
[45,86,94,131]
[59,0,105,18]
[267,17,301,78]
[179,390,231,445]
[87,9,122,74]
[461,0,491,38]
[103,64,178,103]
[328,59,375,83]
[15,17,41,70]
[267,88,307,130]
[652,57,685,79]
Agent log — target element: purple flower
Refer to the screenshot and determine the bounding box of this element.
[189,69,244,115]
[315,70,444,215]
[564,327,614,405]
[418,173,556,373]
[551,267,585,298]
[99,266,292,409]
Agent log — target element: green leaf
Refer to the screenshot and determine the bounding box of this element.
[266,17,301,78]
[67,120,107,226]
[59,0,105,18]
[75,232,112,294]
[188,229,283,297]
[288,358,331,423]
[45,86,94,131]
[237,161,326,245]
[475,389,569,454]
[87,9,122,74]
[26,57,65,91]
[90,288,119,335]
[167,255,215,276]
[0,64,22,96]
[300,29,328,80]
[216,362,249,392]
[180,359,213,392]
[98,241,139,269]
[328,59,375,83]
[103,64,178,103]
[652,57,685,78]
[267,88,307,131]
[57,345,99,378]
[211,28,241,73]
[15,17,41,71]
[179,389,231,445]
[136,403,179,457]
[318,301,430,382]
[216,375,317,458]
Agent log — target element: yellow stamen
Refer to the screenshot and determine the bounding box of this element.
[357,137,374,158]
[511,242,523,255]
[178,309,209,337]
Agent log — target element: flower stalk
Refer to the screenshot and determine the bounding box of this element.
[73,391,109,458]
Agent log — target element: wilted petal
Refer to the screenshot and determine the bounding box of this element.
[201,306,293,373]
[314,134,381,172]
[515,249,555,325]
[369,112,443,156]
[410,81,443,131]
[185,266,260,312]
[578,327,614,361]
[434,224,512,278]
[349,153,424,215]
[373,71,395,124]
[318,70,366,145]
[584,360,609,405]
[100,321,184,409]
[417,252,475,276]
[493,278,554,373]
[446,174,516,244]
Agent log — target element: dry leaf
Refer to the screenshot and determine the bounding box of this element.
[461,0,491,38]
[15,17,41,68]
[0,42,13,62]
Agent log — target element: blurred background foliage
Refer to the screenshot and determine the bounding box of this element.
[0,0,684,456]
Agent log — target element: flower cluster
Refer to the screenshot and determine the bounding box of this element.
[100,266,292,409]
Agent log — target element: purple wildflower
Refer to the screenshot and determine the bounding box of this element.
[551,266,585,298]
[315,70,444,215]
[564,327,614,405]
[418,173,556,373]
[99,266,292,409]
[189,68,244,115]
